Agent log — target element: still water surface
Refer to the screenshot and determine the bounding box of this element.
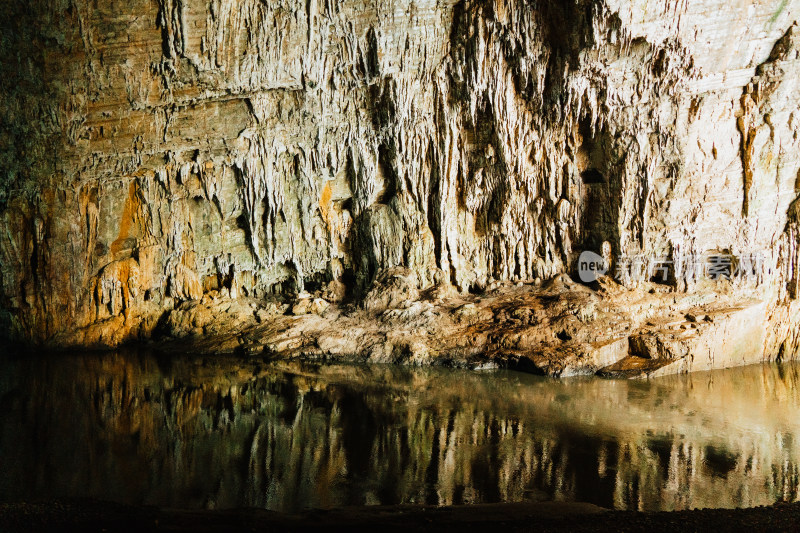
[1,351,799,512]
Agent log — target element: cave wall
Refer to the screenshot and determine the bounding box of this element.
[2,0,800,347]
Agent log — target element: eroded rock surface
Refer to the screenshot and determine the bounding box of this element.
[155,270,773,377]
[3,0,800,375]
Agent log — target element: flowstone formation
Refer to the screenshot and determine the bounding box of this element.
[3,0,800,376]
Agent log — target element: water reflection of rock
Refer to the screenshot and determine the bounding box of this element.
[1,352,799,512]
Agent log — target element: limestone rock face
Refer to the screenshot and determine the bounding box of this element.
[3,0,800,368]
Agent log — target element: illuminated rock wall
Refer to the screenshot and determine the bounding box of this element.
[3,0,800,353]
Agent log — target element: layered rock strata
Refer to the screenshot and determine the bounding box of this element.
[3,0,800,375]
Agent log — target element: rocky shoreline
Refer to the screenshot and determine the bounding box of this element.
[95,269,783,379]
